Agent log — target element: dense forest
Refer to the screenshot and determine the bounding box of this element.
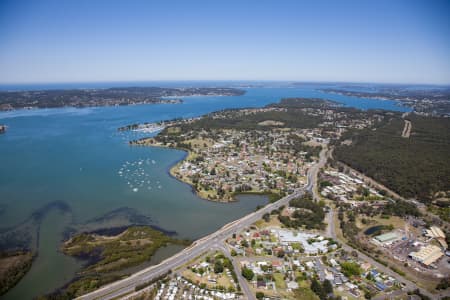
[270,97,340,109]
[335,115,450,202]
[272,97,392,120]
[176,109,323,132]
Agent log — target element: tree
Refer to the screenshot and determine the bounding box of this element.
[310,278,326,300]
[310,278,321,294]
[256,291,265,299]
[334,115,450,202]
[323,279,333,295]
[276,249,285,258]
[320,180,333,189]
[241,267,254,281]
[340,262,361,277]
[437,277,450,290]
[214,260,224,274]
[364,290,373,299]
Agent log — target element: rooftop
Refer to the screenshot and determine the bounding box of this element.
[409,244,443,266]
[374,231,400,243]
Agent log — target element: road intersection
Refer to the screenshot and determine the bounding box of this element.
[78,149,327,300]
[78,148,445,299]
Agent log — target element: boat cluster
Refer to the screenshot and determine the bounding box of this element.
[118,158,163,192]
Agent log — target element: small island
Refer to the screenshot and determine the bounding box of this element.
[0,87,245,111]
[50,226,190,299]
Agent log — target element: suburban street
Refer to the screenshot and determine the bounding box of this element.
[326,208,443,299]
[213,243,256,300]
[77,149,327,300]
[77,147,447,300]
[77,191,304,299]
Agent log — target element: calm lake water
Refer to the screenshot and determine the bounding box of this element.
[0,85,409,299]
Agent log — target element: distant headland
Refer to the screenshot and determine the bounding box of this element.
[0,87,245,111]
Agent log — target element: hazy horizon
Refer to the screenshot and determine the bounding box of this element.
[1,79,450,87]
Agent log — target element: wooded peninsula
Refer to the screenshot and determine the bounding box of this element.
[0,87,245,111]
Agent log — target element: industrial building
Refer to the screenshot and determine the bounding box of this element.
[409,244,444,266]
[426,226,448,249]
[372,231,401,246]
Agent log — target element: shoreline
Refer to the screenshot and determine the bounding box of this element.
[0,100,183,114]
[0,251,35,296]
[47,225,190,299]
[0,87,246,112]
[161,143,237,203]
[131,140,276,204]
[318,89,414,110]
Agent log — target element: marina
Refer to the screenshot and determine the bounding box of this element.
[132,124,166,133]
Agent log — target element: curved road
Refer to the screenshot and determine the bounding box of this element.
[77,149,327,300]
[78,150,326,300]
[79,147,446,299]
[78,191,304,300]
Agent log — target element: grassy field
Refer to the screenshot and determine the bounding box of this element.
[253,215,283,229]
[355,215,406,230]
[181,269,233,290]
[293,280,319,300]
[334,289,359,300]
[333,206,346,242]
[273,272,287,289]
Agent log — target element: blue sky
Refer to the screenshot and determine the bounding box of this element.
[0,0,449,84]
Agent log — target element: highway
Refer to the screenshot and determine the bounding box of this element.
[77,150,326,300]
[78,149,327,300]
[77,193,302,299]
[78,189,305,299]
[79,147,446,300]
